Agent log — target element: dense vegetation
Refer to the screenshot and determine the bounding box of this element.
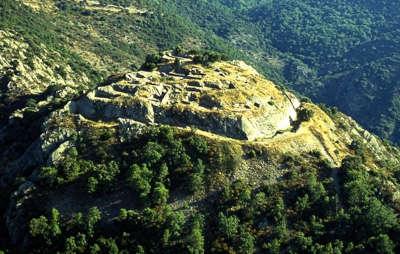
[163,0,400,143]
[1,1,400,253]
[3,124,399,253]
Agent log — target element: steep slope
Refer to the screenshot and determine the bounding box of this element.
[169,0,400,143]
[15,0,400,143]
[1,54,400,253]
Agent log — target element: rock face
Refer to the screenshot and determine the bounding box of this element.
[0,30,89,97]
[70,54,300,141]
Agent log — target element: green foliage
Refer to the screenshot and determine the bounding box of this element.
[9,125,400,253]
[218,213,239,240]
[128,164,152,199]
[187,215,205,254]
[192,50,229,65]
[142,142,165,166]
[239,229,255,254]
[297,107,314,122]
[367,234,396,254]
[152,182,169,205]
[141,53,163,71]
[87,161,120,194]
[86,207,102,238]
[190,159,205,194]
[29,208,62,245]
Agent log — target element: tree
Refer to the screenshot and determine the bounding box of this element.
[190,159,205,194]
[49,208,62,238]
[157,163,169,182]
[87,177,99,194]
[367,234,395,254]
[239,229,255,254]
[188,136,209,155]
[165,210,185,239]
[153,181,169,205]
[86,207,101,237]
[96,237,119,254]
[64,236,78,254]
[29,216,50,240]
[136,245,145,254]
[141,53,162,71]
[29,208,61,245]
[271,197,285,223]
[64,233,87,254]
[38,166,58,186]
[142,142,165,165]
[128,164,152,198]
[188,215,205,254]
[297,107,314,122]
[218,212,239,240]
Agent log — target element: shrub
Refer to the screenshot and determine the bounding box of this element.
[142,142,165,166]
[128,164,152,198]
[141,53,162,71]
[218,212,239,240]
[297,107,314,122]
[187,215,204,254]
[153,182,169,205]
[192,50,228,65]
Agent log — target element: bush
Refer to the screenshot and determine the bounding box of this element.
[297,107,314,122]
[141,53,162,71]
[142,142,165,166]
[192,50,228,65]
[152,182,169,205]
[128,164,152,198]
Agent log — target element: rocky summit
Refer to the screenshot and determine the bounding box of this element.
[63,52,396,168]
[70,52,300,141]
[1,1,400,253]
[2,52,400,253]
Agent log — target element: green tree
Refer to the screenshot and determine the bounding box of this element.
[29,216,50,241]
[128,164,152,198]
[96,237,119,254]
[367,234,395,254]
[188,215,205,254]
[158,163,169,182]
[86,207,101,237]
[49,208,62,238]
[153,181,169,205]
[218,212,239,240]
[38,166,58,186]
[271,197,285,223]
[165,210,185,240]
[190,159,205,194]
[143,142,165,165]
[64,233,87,254]
[239,229,255,254]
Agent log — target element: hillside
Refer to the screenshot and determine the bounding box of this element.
[1,1,400,253]
[164,0,400,143]
[1,53,400,253]
[9,0,400,144]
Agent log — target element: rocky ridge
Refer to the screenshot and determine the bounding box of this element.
[4,52,396,182]
[2,53,400,246]
[70,53,301,141]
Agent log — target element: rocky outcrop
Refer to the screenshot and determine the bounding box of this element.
[69,54,301,141]
[1,108,77,187]
[6,181,36,244]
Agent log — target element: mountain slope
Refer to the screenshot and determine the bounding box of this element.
[1,53,400,253]
[1,1,400,253]
[16,0,400,144]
